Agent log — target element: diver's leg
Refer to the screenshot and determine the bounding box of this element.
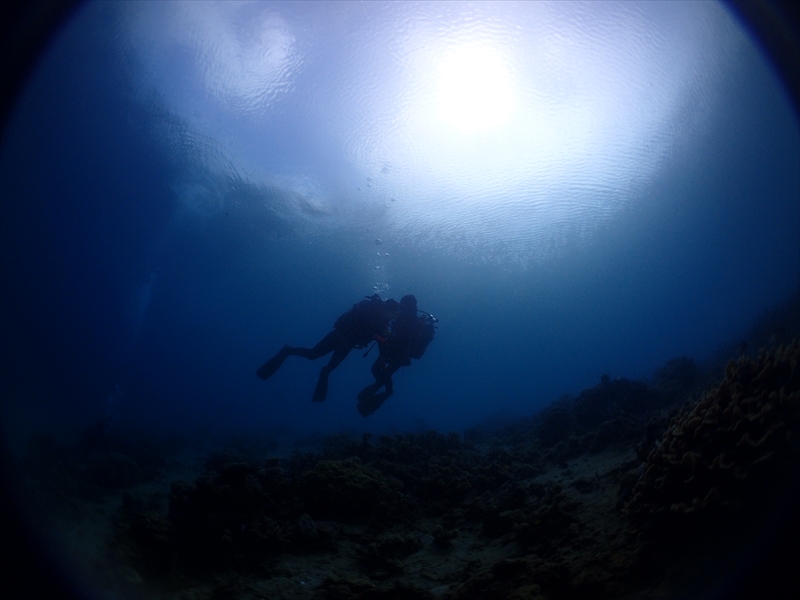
[357,362,396,414]
[312,343,352,402]
[358,356,388,401]
[256,344,292,380]
[257,330,342,380]
[380,363,399,396]
[370,356,385,380]
[290,330,339,360]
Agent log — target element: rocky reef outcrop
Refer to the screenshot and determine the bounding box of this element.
[625,340,800,518]
[24,320,798,599]
[113,338,795,599]
[526,368,691,465]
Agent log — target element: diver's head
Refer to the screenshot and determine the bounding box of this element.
[385,298,399,318]
[400,294,417,314]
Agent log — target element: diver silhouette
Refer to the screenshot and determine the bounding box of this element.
[257,294,398,403]
[357,294,437,417]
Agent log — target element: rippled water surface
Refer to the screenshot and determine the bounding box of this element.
[2,0,798,439]
[1,3,800,599]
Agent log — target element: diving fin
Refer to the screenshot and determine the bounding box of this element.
[312,368,330,402]
[357,382,381,403]
[357,391,390,417]
[256,345,291,380]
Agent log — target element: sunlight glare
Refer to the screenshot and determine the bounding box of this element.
[437,46,515,133]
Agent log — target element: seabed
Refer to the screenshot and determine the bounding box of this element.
[16,334,800,600]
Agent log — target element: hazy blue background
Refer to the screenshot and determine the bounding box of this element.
[1,1,798,447]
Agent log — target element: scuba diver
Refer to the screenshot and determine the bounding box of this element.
[357,294,437,417]
[256,294,399,403]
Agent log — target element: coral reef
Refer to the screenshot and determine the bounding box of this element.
[21,331,800,600]
[470,480,578,551]
[357,533,424,576]
[319,576,434,600]
[112,422,651,599]
[165,458,341,568]
[652,356,701,403]
[626,340,800,517]
[128,510,172,567]
[300,458,402,520]
[530,374,680,464]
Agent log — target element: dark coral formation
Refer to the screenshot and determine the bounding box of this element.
[158,432,520,572]
[626,340,800,517]
[113,417,657,600]
[114,342,797,598]
[300,458,403,520]
[320,576,434,600]
[22,327,800,599]
[166,458,338,569]
[471,480,578,550]
[525,372,683,463]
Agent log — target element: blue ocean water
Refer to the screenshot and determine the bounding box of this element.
[1,0,798,449]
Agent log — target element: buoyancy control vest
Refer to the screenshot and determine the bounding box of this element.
[333,294,390,347]
[408,311,437,359]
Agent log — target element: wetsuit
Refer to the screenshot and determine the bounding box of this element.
[357,296,421,416]
[257,295,392,402]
